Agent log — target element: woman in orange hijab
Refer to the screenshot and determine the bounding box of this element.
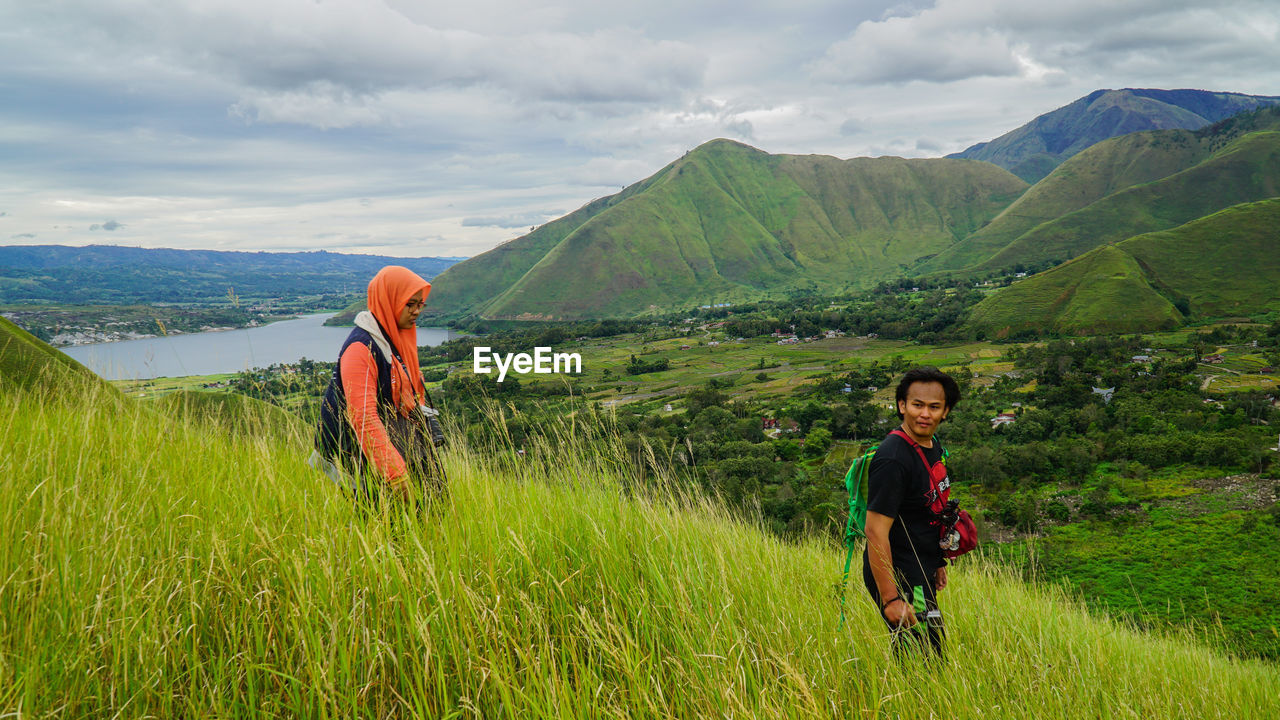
[313,265,444,500]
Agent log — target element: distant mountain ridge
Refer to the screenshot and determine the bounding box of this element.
[921,106,1280,275]
[947,88,1280,182]
[0,245,465,304]
[426,140,1027,320]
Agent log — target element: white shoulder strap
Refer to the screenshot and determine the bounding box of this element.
[353,311,396,365]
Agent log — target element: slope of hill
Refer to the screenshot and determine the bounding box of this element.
[921,129,1211,272]
[426,140,1027,321]
[2,380,1278,717]
[948,88,1280,183]
[151,388,305,438]
[0,246,465,304]
[923,106,1280,274]
[425,173,672,321]
[967,198,1280,336]
[974,130,1280,273]
[0,315,113,394]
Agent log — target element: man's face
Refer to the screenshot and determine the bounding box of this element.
[897,380,950,442]
[398,290,425,329]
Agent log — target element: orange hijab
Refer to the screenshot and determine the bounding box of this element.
[367,265,430,411]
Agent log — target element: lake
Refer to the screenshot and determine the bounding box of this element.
[60,313,452,380]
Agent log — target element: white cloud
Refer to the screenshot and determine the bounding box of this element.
[6,1,706,130]
[461,213,558,229]
[809,0,1280,86]
[839,118,867,136]
[563,156,668,188]
[812,22,1022,84]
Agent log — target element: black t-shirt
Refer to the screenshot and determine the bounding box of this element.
[864,431,946,574]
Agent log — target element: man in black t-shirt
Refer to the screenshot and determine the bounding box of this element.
[862,366,961,656]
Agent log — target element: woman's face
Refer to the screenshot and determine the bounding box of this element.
[397,289,426,329]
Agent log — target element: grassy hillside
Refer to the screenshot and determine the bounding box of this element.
[1120,199,1280,317]
[0,315,114,394]
[151,388,306,437]
[2,380,1279,718]
[432,139,1026,321]
[973,130,1280,273]
[423,178,667,320]
[921,128,1211,272]
[968,198,1280,336]
[965,246,1184,337]
[926,107,1280,275]
[5,265,1278,717]
[947,88,1280,182]
[3,315,1278,716]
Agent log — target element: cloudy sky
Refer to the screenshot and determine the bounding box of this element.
[2,0,1277,258]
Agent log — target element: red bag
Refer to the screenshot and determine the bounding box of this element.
[939,507,977,559]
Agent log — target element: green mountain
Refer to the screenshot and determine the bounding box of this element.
[426,140,1027,321]
[922,107,1280,275]
[967,198,1280,336]
[921,129,1213,272]
[976,131,1280,272]
[947,88,1280,183]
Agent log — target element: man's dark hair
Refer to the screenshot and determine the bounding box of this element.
[894,366,961,419]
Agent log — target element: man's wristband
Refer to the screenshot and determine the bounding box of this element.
[880,595,902,611]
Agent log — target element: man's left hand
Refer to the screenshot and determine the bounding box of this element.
[935,566,948,592]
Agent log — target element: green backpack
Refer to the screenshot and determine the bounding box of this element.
[837,444,877,628]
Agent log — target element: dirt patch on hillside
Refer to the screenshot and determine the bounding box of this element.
[1179,473,1280,509]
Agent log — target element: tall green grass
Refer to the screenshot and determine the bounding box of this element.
[2,377,1278,717]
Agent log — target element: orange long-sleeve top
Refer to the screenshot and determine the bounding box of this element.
[339,341,408,489]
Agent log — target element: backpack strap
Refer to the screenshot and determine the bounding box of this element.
[837,444,876,631]
[889,428,949,513]
[837,538,856,631]
[889,428,934,469]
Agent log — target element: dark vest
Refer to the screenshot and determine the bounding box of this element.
[316,325,399,475]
